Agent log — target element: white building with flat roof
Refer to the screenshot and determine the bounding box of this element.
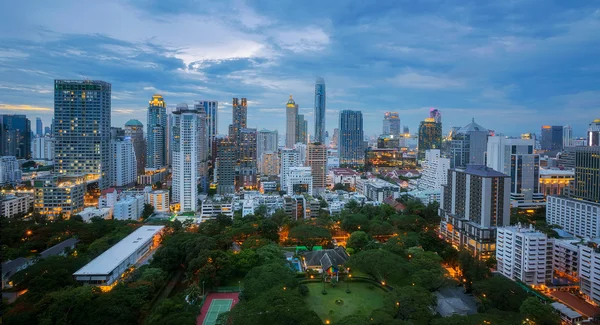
[147,190,169,213]
[73,225,164,290]
[113,195,144,220]
[546,196,600,238]
[0,194,33,218]
[287,167,313,196]
[79,207,113,222]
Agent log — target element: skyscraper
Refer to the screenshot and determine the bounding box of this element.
[231,98,247,143]
[193,102,210,190]
[296,114,308,144]
[574,146,600,203]
[124,119,145,176]
[257,129,278,172]
[417,118,442,160]
[172,104,205,212]
[54,80,111,189]
[447,118,488,168]
[563,125,573,148]
[146,94,167,169]
[439,165,510,259]
[332,128,339,147]
[197,101,218,152]
[307,143,327,193]
[238,128,258,189]
[541,125,563,151]
[382,112,400,136]
[487,137,543,208]
[339,110,364,167]
[588,118,600,146]
[0,114,31,159]
[286,95,298,148]
[110,136,137,187]
[429,108,442,124]
[36,117,43,137]
[216,138,236,195]
[314,77,326,143]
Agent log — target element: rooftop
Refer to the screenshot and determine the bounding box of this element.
[330,168,359,176]
[539,168,575,176]
[40,238,79,259]
[551,302,582,319]
[73,225,164,276]
[124,119,143,127]
[458,118,488,134]
[459,165,508,178]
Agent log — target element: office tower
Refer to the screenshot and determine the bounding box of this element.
[281,148,300,191]
[296,114,308,144]
[238,128,258,189]
[429,108,442,124]
[33,136,55,160]
[314,77,326,144]
[196,101,218,152]
[447,118,488,168]
[439,165,510,259]
[332,128,339,147]
[563,125,573,148]
[417,117,442,160]
[124,119,145,176]
[193,102,210,190]
[172,104,205,212]
[541,125,563,151]
[216,138,236,195]
[261,152,279,176]
[307,143,327,193]
[403,126,410,135]
[167,113,173,167]
[34,176,85,220]
[417,149,450,191]
[339,110,364,167]
[487,137,543,208]
[496,225,551,285]
[0,156,21,185]
[231,98,247,143]
[286,95,298,148]
[44,126,51,135]
[574,146,600,202]
[382,112,401,136]
[257,129,279,165]
[36,117,43,137]
[0,114,31,159]
[588,118,600,146]
[54,80,111,189]
[287,167,313,196]
[295,143,308,166]
[146,94,167,169]
[110,137,137,187]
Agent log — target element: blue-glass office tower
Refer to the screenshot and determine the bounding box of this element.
[146,94,167,169]
[54,80,111,189]
[314,78,326,144]
[0,114,31,159]
[36,117,43,137]
[197,100,218,152]
[339,110,364,166]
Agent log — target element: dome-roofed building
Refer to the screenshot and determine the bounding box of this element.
[125,119,143,127]
[449,118,490,168]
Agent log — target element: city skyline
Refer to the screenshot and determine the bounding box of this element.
[1,1,599,137]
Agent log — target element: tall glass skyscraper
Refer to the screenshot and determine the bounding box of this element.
[417,118,442,161]
[196,101,218,152]
[383,112,400,136]
[314,78,326,143]
[0,114,31,159]
[36,117,43,137]
[146,94,167,169]
[124,119,145,176]
[541,125,563,151]
[339,110,364,166]
[231,98,247,144]
[54,80,111,189]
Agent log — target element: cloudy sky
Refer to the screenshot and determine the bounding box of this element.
[0,0,599,138]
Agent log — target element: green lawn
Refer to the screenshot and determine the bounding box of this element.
[304,281,387,323]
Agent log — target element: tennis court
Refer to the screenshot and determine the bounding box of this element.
[202,299,232,325]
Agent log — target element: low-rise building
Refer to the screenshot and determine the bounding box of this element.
[34,176,85,220]
[259,180,278,194]
[78,207,113,222]
[301,247,349,274]
[327,168,360,189]
[546,196,600,239]
[200,196,234,219]
[73,226,164,291]
[539,168,574,197]
[146,190,170,213]
[0,156,21,185]
[0,194,33,218]
[287,167,313,196]
[357,178,400,202]
[283,195,307,220]
[113,195,145,220]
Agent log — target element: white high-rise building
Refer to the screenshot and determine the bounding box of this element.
[280,148,300,191]
[193,102,210,189]
[417,149,450,191]
[546,196,600,238]
[110,137,137,187]
[563,125,573,148]
[496,224,552,285]
[287,167,313,196]
[32,136,55,160]
[172,104,205,212]
[196,101,218,152]
[487,137,543,208]
[0,156,21,185]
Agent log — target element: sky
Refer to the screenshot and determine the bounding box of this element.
[0,0,599,138]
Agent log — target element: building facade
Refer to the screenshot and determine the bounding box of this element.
[0,114,31,159]
[216,138,236,195]
[418,149,450,191]
[383,112,401,137]
[296,114,308,144]
[238,128,258,190]
[307,143,327,193]
[588,119,600,147]
[546,196,600,238]
[280,148,300,192]
[124,119,145,176]
[230,98,247,144]
[285,95,298,148]
[287,167,313,196]
[417,117,442,160]
[0,194,33,218]
[314,78,326,144]
[496,225,551,285]
[339,110,364,167]
[574,146,600,203]
[110,137,137,187]
[539,168,574,197]
[196,101,218,152]
[448,119,488,168]
[32,136,55,160]
[563,125,573,148]
[146,190,169,213]
[257,129,278,170]
[261,151,279,177]
[541,125,563,151]
[34,176,85,220]
[0,156,21,185]
[439,165,510,259]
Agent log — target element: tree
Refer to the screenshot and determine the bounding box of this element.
[242,263,298,301]
[36,286,97,325]
[154,181,162,189]
[519,297,560,325]
[142,203,155,219]
[288,225,331,251]
[387,286,437,325]
[345,249,408,285]
[146,294,199,325]
[346,231,372,252]
[185,284,203,305]
[473,276,528,312]
[340,213,369,232]
[407,250,447,291]
[458,251,490,292]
